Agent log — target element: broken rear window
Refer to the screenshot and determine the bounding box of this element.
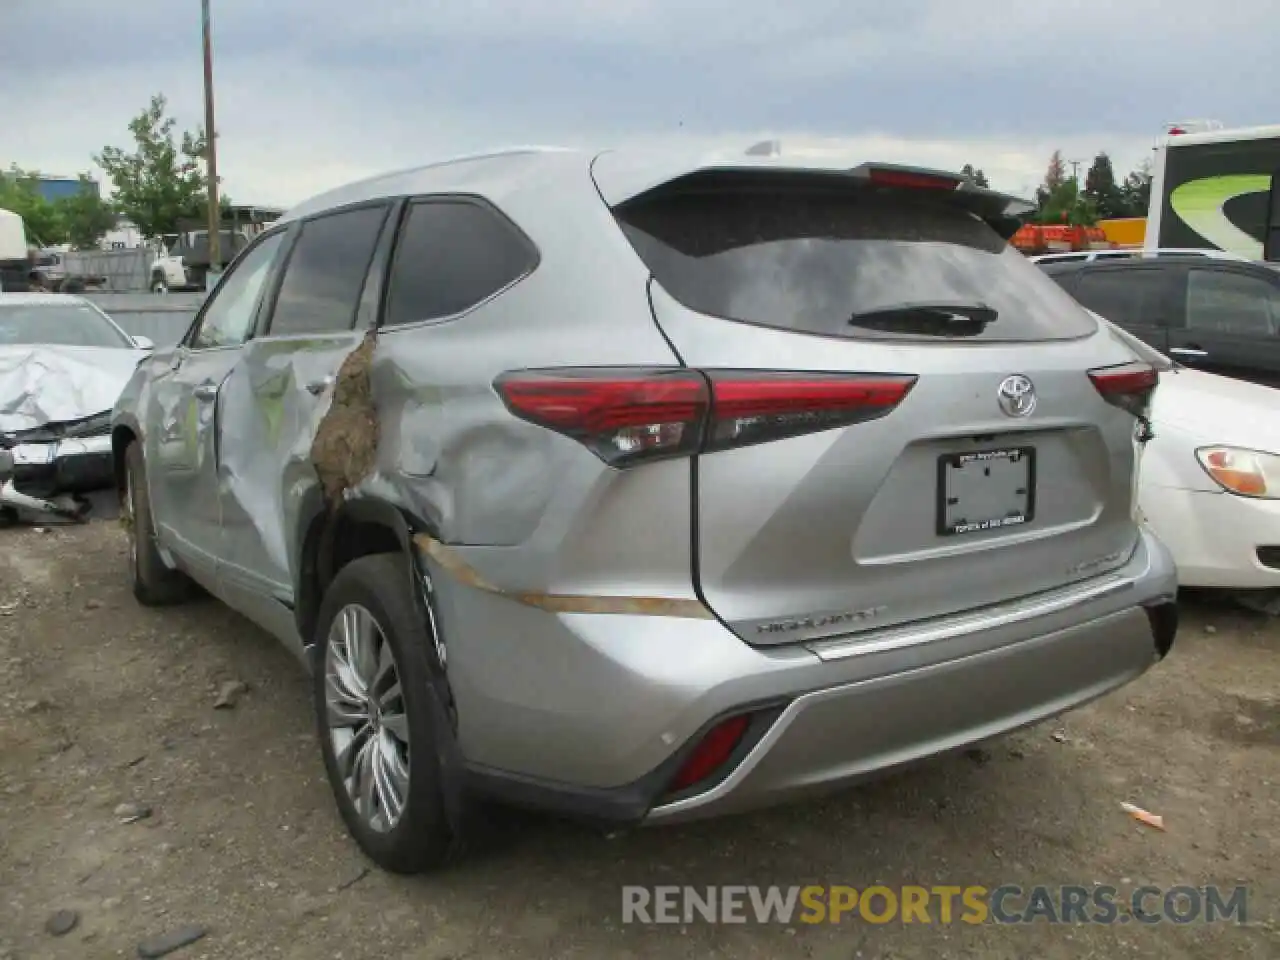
[615,185,1098,342]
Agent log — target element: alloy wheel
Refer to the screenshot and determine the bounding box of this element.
[324,603,411,833]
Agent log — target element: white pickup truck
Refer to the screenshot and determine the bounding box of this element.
[149,228,250,293]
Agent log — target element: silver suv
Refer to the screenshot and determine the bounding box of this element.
[111,147,1179,873]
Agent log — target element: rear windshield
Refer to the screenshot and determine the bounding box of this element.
[615,186,1099,342]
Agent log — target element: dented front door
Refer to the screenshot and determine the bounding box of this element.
[143,232,288,583]
[144,345,241,582]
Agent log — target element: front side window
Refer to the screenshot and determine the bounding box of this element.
[189,232,285,350]
[267,205,389,336]
[1187,269,1278,336]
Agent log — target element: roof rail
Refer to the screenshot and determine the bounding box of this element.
[1030,247,1251,265]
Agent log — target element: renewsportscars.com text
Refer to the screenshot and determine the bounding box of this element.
[621,884,1248,925]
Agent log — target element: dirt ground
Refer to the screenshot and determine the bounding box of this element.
[1,520,1277,960]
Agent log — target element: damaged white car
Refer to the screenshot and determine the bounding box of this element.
[0,293,153,521]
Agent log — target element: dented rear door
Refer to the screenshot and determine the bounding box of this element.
[215,201,397,618]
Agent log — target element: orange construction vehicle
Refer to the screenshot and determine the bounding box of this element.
[1010,222,1113,256]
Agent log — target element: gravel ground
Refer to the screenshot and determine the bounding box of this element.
[0,520,1277,960]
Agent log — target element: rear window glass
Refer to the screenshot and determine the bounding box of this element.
[615,187,1098,342]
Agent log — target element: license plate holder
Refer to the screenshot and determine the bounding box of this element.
[936,446,1036,537]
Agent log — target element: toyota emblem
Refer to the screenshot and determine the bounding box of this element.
[996,375,1036,418]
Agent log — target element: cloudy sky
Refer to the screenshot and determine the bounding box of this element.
[4,0,1276,208]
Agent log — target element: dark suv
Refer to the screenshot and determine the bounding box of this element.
[1037,253,1280,388]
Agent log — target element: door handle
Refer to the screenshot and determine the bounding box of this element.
[193,383,218,402]
[1170,347,1208,359]
[305,376,335,396]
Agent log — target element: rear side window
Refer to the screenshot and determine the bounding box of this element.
[614,186,1097,342]
[1187,269,1279,335]
[267,204,389,336]
[383,199,536,327]
[1071,268,1170,326]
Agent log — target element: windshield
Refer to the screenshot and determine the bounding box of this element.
[0,302,134,349]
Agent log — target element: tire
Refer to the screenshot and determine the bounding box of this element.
[313,553,462,874]
[122,441,197,605]
[151,275,169,294]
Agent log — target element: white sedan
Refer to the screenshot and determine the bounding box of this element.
[1139,363,1280,609]
[0,293,153,521]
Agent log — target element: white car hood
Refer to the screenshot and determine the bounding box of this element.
[0,344,144,434]
[1152,366,1280,450]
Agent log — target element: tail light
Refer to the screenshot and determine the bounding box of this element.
[494,368,917,467]
[492,369,706,466]
[705,372,917,451]
[1088,362,1158,419]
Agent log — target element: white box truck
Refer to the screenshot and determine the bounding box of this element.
[0,208,30,292]
[1146,120,1280,262]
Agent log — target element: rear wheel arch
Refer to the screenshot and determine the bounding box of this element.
[298,498,469,852]
[293,496,441,651]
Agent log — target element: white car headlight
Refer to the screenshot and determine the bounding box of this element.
[1195,446,1280,499]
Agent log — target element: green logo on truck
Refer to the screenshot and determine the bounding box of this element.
[1169,174,1271,259]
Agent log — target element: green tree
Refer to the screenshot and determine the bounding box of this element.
[1036,178,1098,227]
[0,166,65,246]
[54,176,119,249]
[1119,159,1153,218]
[94,93,212,240]
[1083,152,1125,219]
[961,163,990,188]
[1034,150,1068,212]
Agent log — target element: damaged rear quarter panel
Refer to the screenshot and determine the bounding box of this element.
[359,179,690,563]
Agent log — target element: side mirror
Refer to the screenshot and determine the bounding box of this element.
[132,335,155,350]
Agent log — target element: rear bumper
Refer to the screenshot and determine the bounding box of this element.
[441,527,1177,827]
[647,602,1167,824]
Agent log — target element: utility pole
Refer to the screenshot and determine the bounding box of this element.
[1069,159,1081,185]
[201,0,221,284]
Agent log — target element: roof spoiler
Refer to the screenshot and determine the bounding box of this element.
[845,162,1035,239]
[600,156,1035,241]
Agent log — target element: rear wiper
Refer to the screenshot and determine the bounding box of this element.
[848,301,999,333]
